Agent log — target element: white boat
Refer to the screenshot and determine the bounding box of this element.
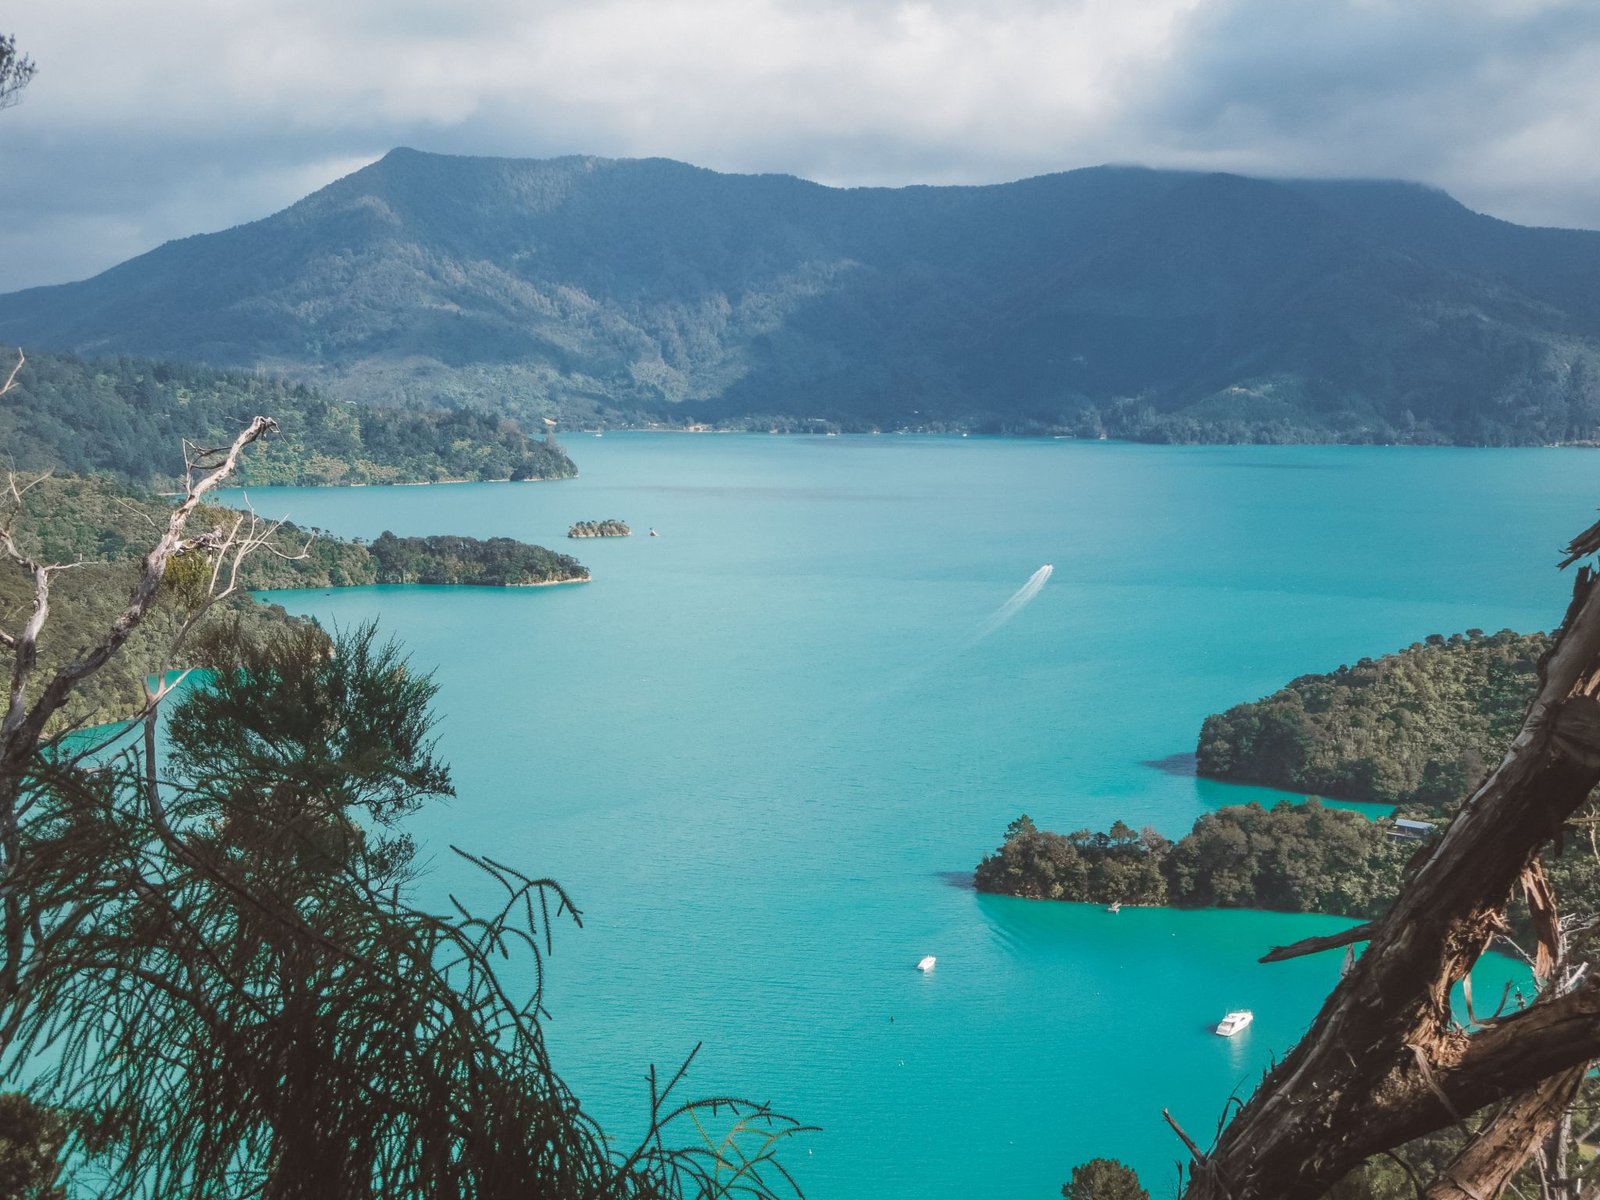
[1215,1010,1253,1037]
[1106,902,1122,914]
[916,955,937,973]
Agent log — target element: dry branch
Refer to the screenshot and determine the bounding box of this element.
[1178,551,1600,1200]
[1423,1067,1585,1200]
[1260,920,1377,964]
[0,415,278,1005]
[0,348,21,399]
[0,415,277,763]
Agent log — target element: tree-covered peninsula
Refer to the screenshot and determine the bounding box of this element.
[1196,629,1547,812]
[978,629,1564,917]
[0,477,317,734]
[975,802,1412,918]
[368,532,587,587]
[0,347,577,487]
[0,475,587,729]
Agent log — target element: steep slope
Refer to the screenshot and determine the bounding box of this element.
[4,150,1600,441]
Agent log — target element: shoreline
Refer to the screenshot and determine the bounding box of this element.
[211,473,577,496]
[385,474,577,486]
[507,574,591,588]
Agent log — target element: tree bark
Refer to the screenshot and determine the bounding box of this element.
[1178,558,1600,1200]
[1424,1067,1584,1200]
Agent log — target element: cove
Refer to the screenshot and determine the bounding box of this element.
[241,436,1575,1198]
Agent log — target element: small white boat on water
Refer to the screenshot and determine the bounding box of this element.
[1215,1010,1253,1037]
[1106,902,1122,914]
[916,955,937,973]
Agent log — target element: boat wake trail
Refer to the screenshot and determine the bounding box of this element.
[975,564,1053,642]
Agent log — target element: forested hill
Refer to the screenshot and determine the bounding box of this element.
[1195,629,1548,811]
[4,151,1600,443]
[0,347,577,487]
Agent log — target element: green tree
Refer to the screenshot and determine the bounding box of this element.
[1062,1157,1148,1200]
[1196,630,1548,810]
[11,620,801,1198]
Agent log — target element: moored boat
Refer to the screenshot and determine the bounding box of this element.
[1215,1010,1253,1036]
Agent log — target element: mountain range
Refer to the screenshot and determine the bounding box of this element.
[5,149,1600,442]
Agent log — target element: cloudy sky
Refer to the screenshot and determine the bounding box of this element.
[4,0,1600,291]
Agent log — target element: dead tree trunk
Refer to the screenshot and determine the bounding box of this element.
[1424,1067,1584,1199]
[1178,529,1600,1200]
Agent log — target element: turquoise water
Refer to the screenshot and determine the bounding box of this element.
[238,437,1580,1198]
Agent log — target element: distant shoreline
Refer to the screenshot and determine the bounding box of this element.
[507,575,591,588]
[385,475,575,486]
[211,474,576,497]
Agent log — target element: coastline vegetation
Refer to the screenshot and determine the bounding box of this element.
[975,802,1412,918]
[369,531,588,587]
[0,346,578,487]
[1196,629,1546,813]
[1,475,587,731]
[980,628,1592,927]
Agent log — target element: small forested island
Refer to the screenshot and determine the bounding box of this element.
[975,803,1412,918]
[1196,629,1546,812]
[0,347,578,486]
[368,532,588,587]
[567,519,630,538]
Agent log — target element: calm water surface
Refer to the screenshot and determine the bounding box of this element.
[242,437,1581,1199]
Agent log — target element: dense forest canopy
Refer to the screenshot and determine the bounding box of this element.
[1196,629,1548,811]
[368,531,588,587]
[5,153,1600,442]
[975,801,1413,919]
[0,347,577,487]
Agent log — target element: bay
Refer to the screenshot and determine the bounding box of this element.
[242,436,1575,1198]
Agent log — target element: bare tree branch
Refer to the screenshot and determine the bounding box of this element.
[0,415,277,762]
[0,348,22,398]
[1260,920,1378,963]
[0,416,277,1008]
[1179,550,1600,1200]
